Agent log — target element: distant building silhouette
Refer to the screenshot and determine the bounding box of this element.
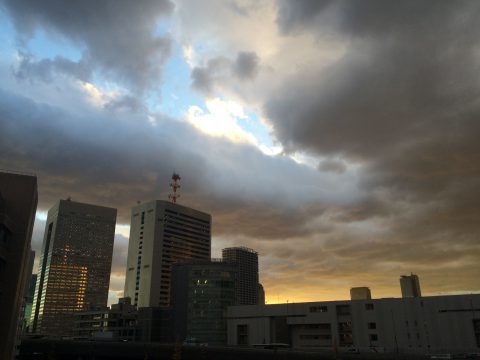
[24,273,37,332]
[30,199,116,336]
[400,273,421,298]
[350,287,372,300]
[124,200,211,307]
[0,170,37,360]
[222,247,259,305]
[258,283,265,305]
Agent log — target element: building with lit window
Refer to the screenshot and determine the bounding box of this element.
[124,200,211,307]
[222,247,259,305]
[0,170,37,360]
[171,259,236,344]
[30,199,116,336]
[227,294,480,354]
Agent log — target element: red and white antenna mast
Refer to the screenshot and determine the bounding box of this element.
[168,172,181,204]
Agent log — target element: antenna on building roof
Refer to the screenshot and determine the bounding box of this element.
[168,172,181,204]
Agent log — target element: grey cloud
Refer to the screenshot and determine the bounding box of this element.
[191,51,260,95]
[318,159,346,174]
[232,51,259,79]
[2,0,174,91]
[14,53,92,83]
[276,0,333,35]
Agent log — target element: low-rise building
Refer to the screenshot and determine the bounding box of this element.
[227,294,480,354]
[73,297,137,341]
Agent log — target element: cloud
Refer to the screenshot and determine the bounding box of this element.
[232,51,259,79]
[2,0,174,92]
[191,51,260,95]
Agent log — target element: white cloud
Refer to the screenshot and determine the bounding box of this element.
[187,98,257,144]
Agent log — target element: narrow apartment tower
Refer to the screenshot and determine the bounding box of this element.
[222,247,259,305]
[30,199,117,336]
[124,200,211,307]
[0,171,37,360]
[400,273,422,298]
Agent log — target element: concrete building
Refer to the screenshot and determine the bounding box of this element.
[31,199,117,336]
[0,171,38,360]
[400,274,422,298]
[227,294,480,354]
[124,200,211,307]
[222,247,259,305]
[350,287,372,300]
[171,259,236,345]
[73,297,137,341]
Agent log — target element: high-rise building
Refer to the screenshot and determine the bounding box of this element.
[400,273,421,298]
[171,259,236,344]
[31,199,117,336]
[0,170,37,360]
[222,247,259,305]
[124,200,211,307]
[350,287,372,300]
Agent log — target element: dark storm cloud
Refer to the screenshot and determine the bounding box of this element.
[1,0,174,91]
[191,51,260,95]
[268,0,480,206]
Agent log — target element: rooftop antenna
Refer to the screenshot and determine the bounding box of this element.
[168,172,181,204]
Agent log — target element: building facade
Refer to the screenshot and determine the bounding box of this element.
[31,199,117,336]
[0,171,38,360]
[222,247,259,305]
[171,259,236,344]
[124,200,211,307]
[227,294,480,354]
[400,274,422,298]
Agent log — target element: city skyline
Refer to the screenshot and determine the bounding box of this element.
[1,0,480,305]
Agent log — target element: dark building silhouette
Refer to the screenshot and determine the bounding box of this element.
[0,170,38,360]
[171,259,236,344]
[31,199,116,336]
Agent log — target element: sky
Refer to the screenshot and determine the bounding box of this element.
[1,0,479,305]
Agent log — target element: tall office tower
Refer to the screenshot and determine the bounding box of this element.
[222,247,259,305]
[350,287,372,300]
[0,170,37,360]
[400,273,422,298]
[31,200,117,336]
[124,200,211,307]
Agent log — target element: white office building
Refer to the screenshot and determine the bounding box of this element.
[227,294,480,354]
[124,200,211,307]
